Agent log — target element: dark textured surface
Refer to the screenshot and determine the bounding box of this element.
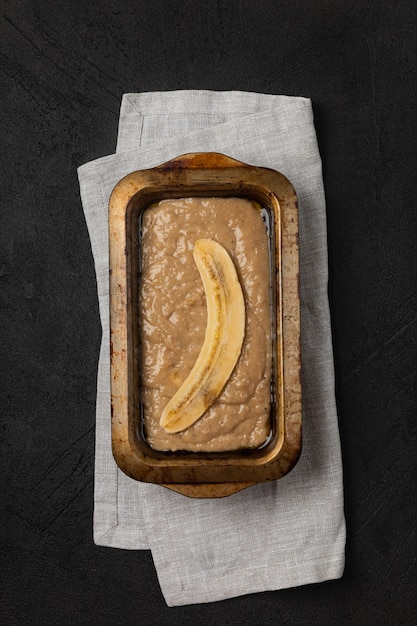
[1,1,417,624]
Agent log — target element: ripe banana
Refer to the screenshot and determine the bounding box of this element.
[160,238,245,433]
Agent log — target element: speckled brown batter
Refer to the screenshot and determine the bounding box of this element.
[139,197,273,452]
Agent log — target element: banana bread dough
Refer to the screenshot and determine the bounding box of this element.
[140,196,273,452]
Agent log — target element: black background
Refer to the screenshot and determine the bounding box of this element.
[1,1,417,624]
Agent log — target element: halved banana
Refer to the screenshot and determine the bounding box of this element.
[160,238,245,433]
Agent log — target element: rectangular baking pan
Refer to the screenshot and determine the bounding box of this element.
[109,152,301,497]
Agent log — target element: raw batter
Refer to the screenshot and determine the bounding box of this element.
[140,196,273,452]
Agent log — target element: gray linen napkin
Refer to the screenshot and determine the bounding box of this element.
[78,91,345,606]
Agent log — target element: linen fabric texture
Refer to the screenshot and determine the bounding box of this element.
[77,90,345,607]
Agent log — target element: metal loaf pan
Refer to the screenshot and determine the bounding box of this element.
[109,152,301,498]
